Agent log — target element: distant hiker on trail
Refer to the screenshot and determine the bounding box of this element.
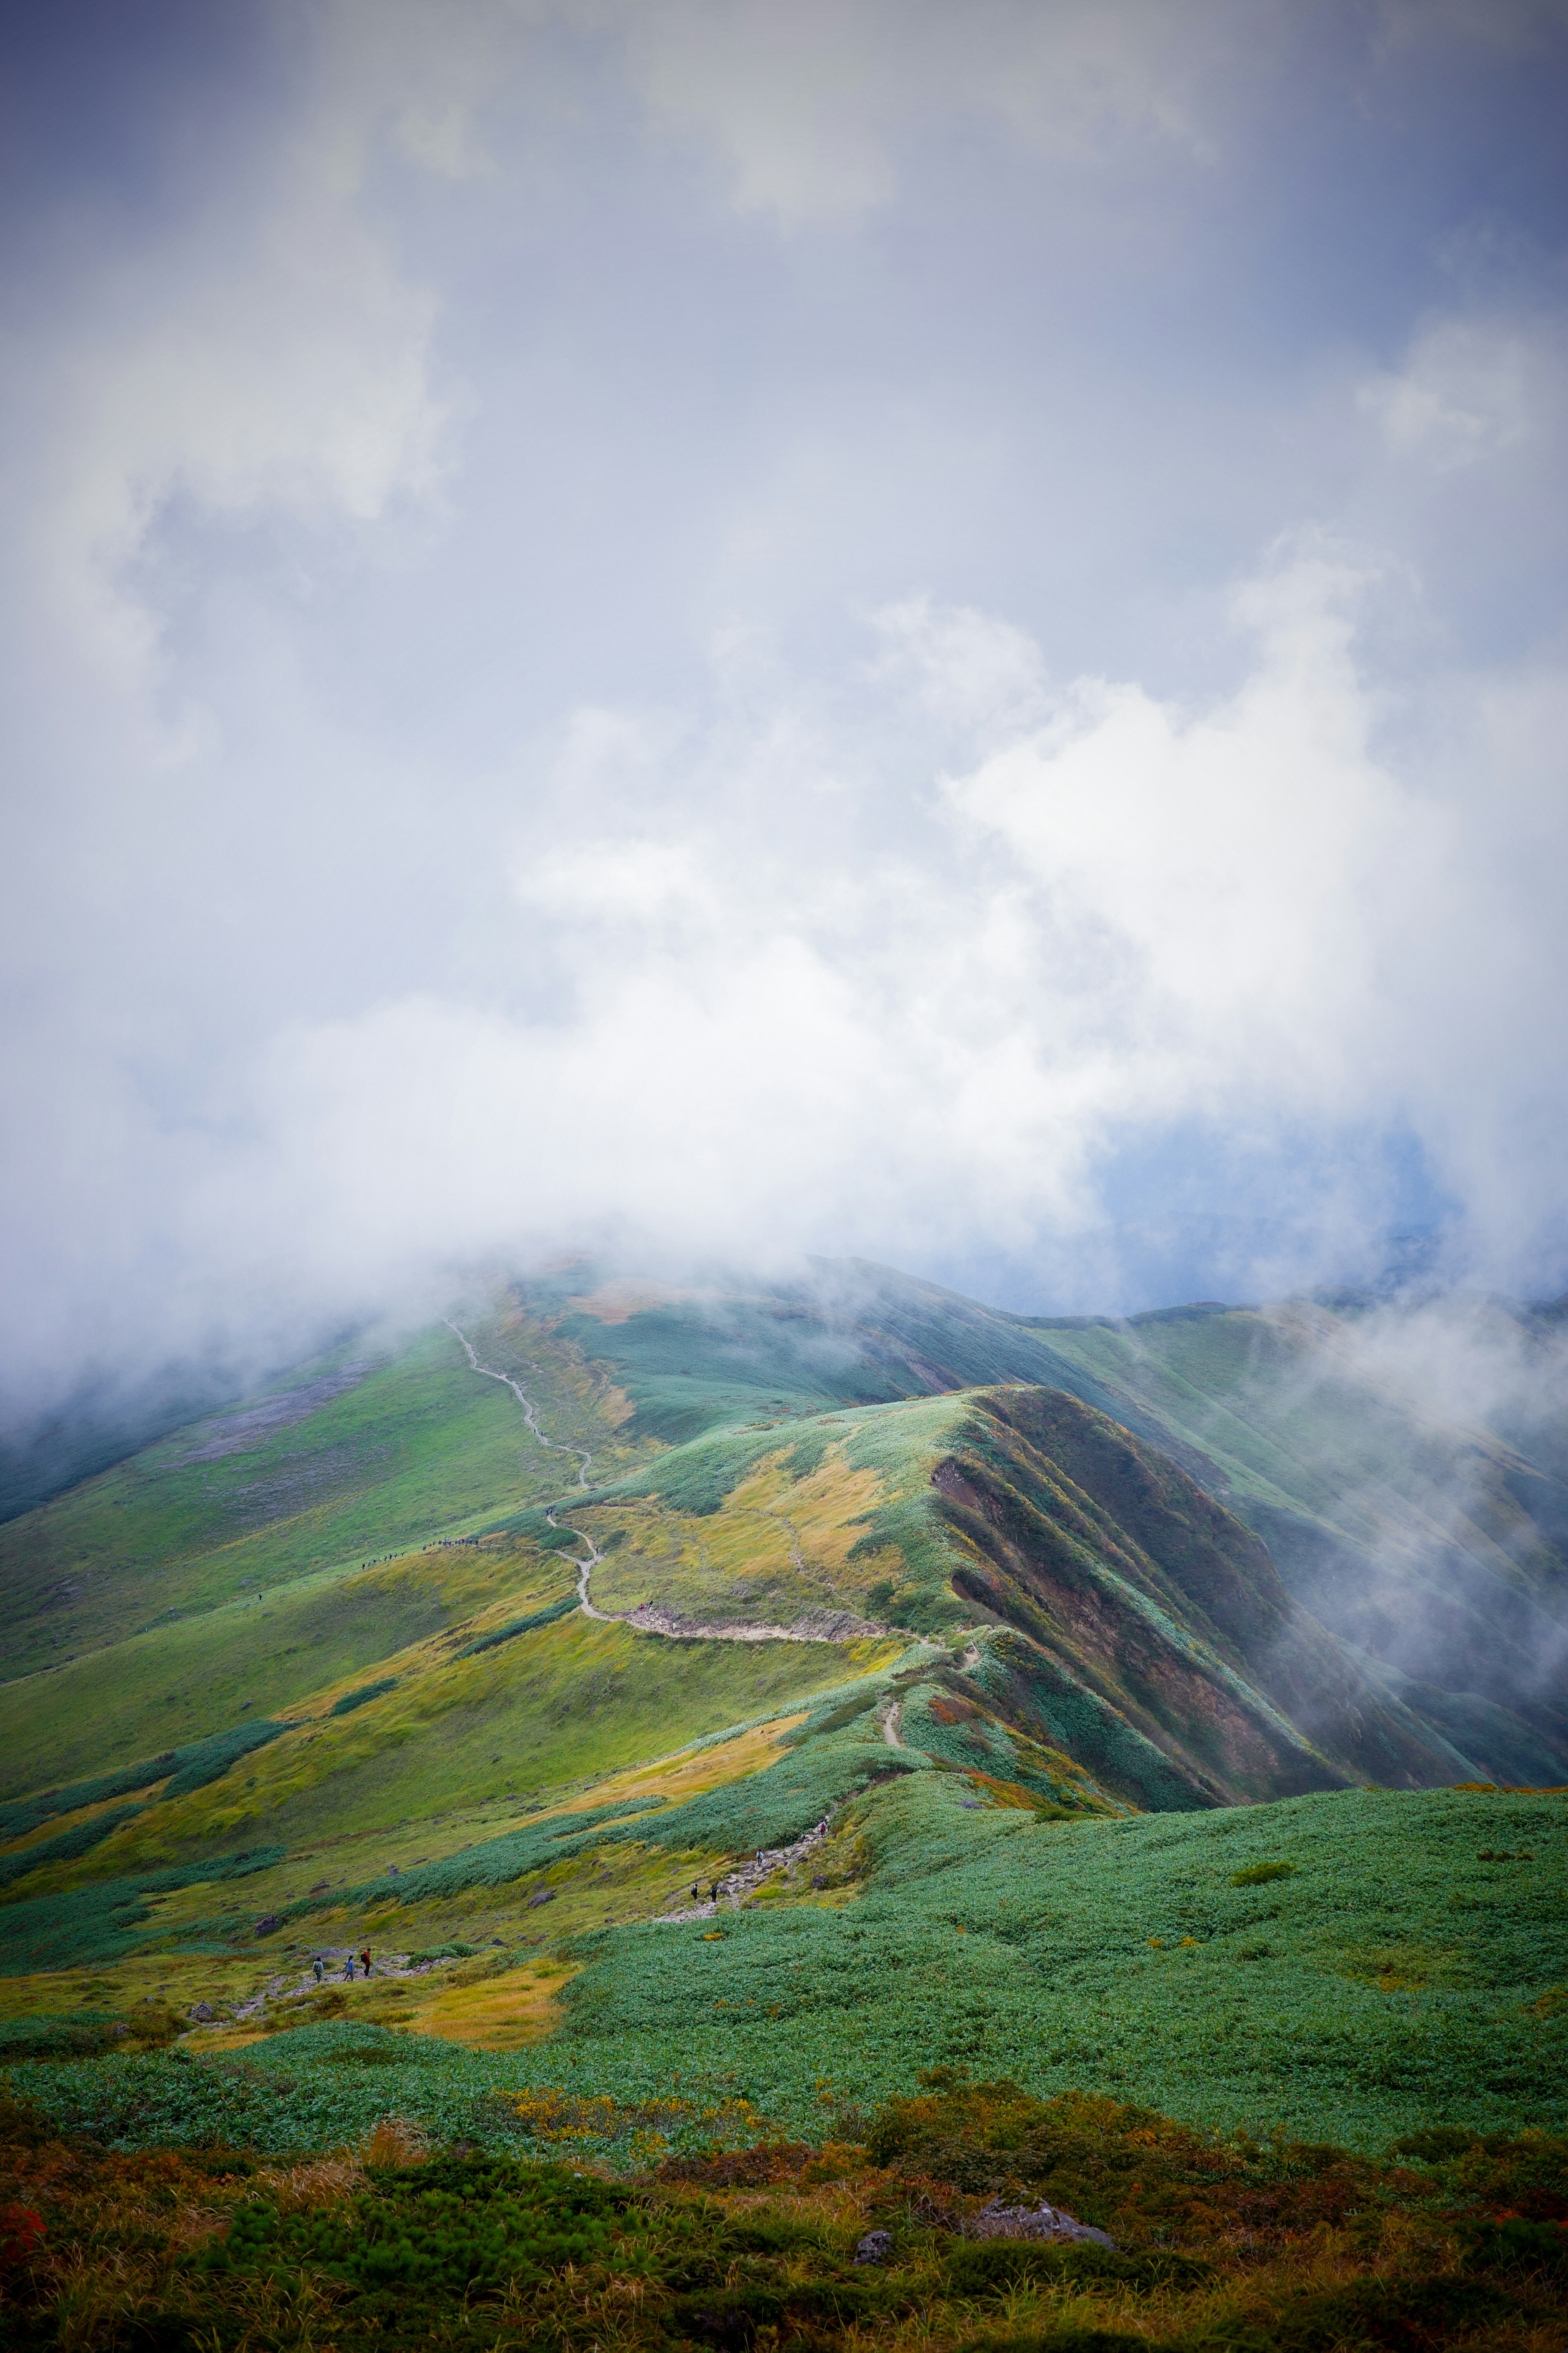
[343,1956,355,1981]
[312,1956,324,1985]
[360,1947,372,1977]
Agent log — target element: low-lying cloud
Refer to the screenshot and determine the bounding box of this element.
[1,0,1565,1417]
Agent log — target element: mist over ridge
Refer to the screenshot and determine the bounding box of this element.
[1,0,1566,1438]
[9,1249,1568,1784]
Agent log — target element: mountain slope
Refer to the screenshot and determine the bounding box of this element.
[1033,1299,1568,1774]
[0,1317,648,1701]
[504,1262,1568,1784]
[550,1381,1478,1803]
[1,1257,1564,2026]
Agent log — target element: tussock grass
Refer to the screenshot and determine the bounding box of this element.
[1,2072,1564,2351]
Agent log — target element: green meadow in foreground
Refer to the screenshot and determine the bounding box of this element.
[7,1779,1564,2163]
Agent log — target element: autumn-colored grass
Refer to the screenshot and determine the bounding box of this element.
[2,2074,1564,2352]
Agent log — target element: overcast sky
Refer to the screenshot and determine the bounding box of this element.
[3,0,1567,1410]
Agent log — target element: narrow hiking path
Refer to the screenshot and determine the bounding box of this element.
[446,1319,614,1618]
[208,1819,840,2025]
[445,1321,593,1488]
[654,1814,837,1923]
[552,1509,615,1622]
[446,1319,888,1648]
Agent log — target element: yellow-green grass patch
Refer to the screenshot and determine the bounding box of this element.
[0,1533,568,1798]
[537,1711,815,1820]
[581,1443,902,1627]
[145,1613,871,1863]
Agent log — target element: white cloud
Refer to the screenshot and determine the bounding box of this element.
[44,552,1536,1363]
[1359,315,1563,471]
[620,0,1233,226]
[941,554,1426,1102]
[514,836,719,923]
[19,0,522,694]
[2,0,1566,1418]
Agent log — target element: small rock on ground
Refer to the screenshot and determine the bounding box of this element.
[971,2200,1115,2248]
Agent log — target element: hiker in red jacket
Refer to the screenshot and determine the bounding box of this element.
[360,1947,372,1978]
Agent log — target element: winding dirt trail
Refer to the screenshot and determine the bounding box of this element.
[445,1320,593,1488]
[446,1319,615,1616]
[553,1511,616,1622]
[446,1320,886,1648]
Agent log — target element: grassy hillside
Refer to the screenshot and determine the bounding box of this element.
[519,1260,1137,1446]
[553,1382,1479,1801]
[0,1314,645,1695]
[523,1266,1568,1786]
[0,1274,1553,1954]
[1,1257,1564,2260]
[5,1776,1564,2155]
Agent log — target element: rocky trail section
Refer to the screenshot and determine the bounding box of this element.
[203,1822,839,2023]
[617,1599,885,1645]
[655,1814,837,1923]
[212,1940,508,2023]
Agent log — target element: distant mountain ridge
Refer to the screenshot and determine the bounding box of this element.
[510,1260,1568,1786]
[0,1256,1564,1995]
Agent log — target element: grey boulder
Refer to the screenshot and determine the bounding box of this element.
[971,2199,1115,2248]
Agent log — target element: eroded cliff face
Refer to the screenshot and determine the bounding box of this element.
[922,1387,1481,1809]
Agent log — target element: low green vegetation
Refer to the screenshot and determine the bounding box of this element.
[531,1778,1566,2154]
[6,1783,1564,2159]
[0,1847,287,1975]
[329,1678,399,1717]
[208,2150,639,2300]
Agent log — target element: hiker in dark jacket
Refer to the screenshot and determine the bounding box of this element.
[312,1956,324,1985]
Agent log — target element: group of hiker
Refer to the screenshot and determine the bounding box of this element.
[310,1816,840,1964]
[311,1947,374,1983]
[688,1822,831,1908]
[358,1537,482,1568]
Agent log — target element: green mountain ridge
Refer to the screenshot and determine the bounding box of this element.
[0,1256,1563,2160]
[503,1260,1568,1779]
